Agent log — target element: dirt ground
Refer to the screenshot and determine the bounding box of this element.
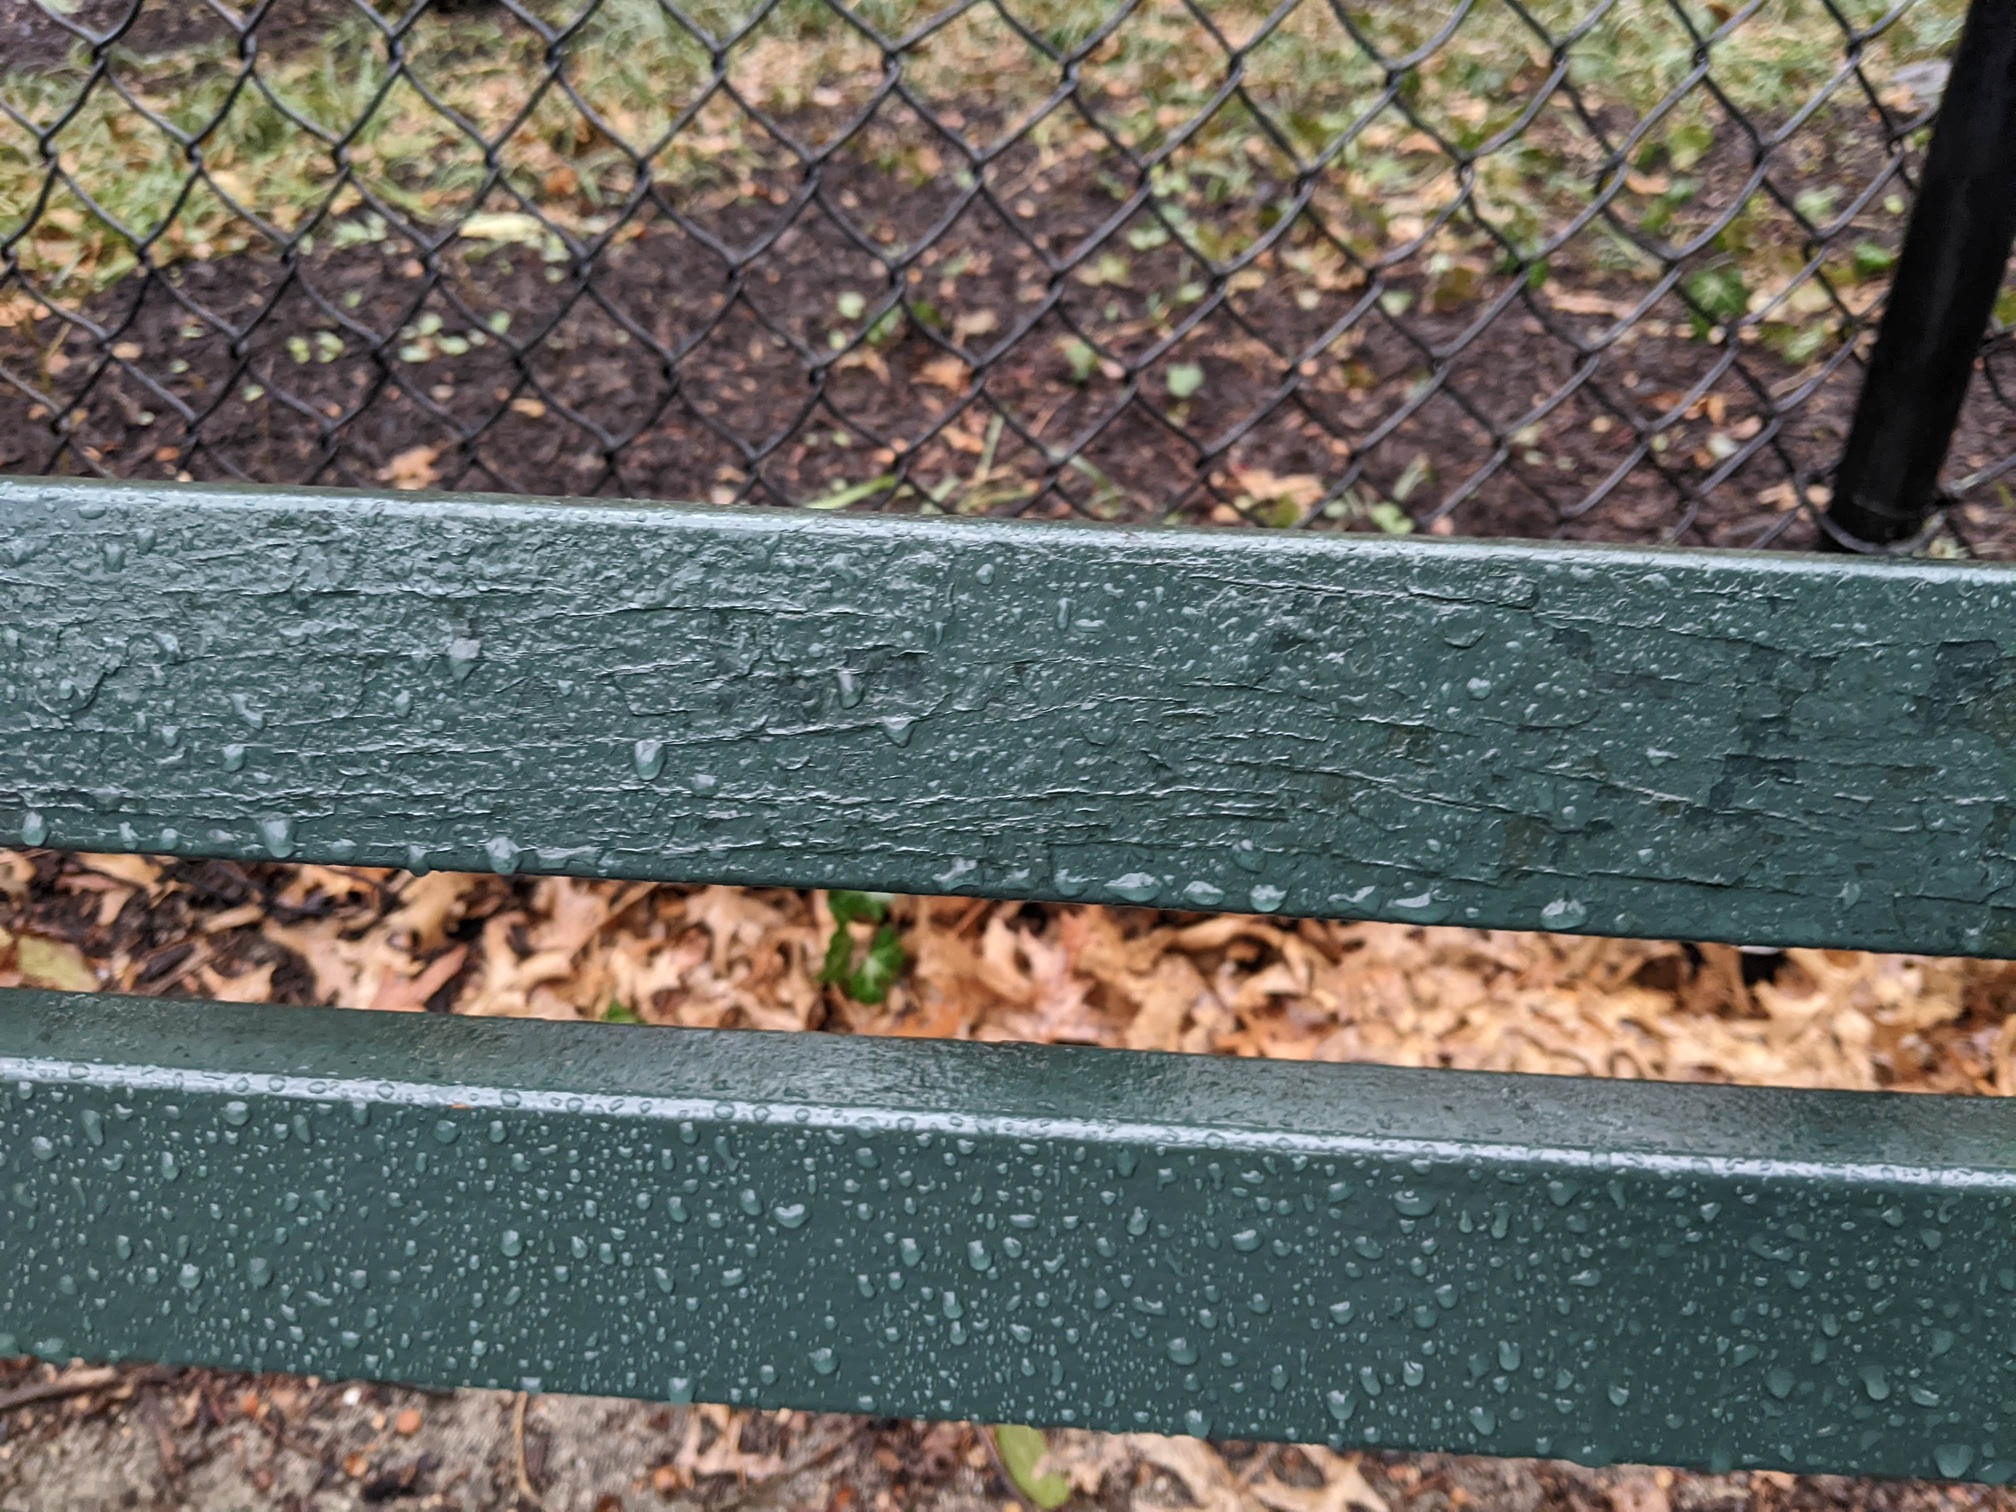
[3,1361,2014,1512]
[5,0,2013,550]
[19,184,2014,552]
[7,851,2016,1510]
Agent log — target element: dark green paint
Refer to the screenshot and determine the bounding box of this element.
[5,476,2016,952]
[3,987,2015,1483]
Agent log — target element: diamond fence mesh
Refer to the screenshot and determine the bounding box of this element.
[0,0,2010,551]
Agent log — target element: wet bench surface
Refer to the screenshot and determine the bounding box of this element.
[4,476,2016,1484]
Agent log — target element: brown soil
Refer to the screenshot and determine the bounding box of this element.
[1,0,399,73]
[1,1357,2011,1512]
[4,143,2011,552]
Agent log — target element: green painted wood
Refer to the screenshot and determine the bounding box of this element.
[3,986,2014,1482]
[4,475,2016,953]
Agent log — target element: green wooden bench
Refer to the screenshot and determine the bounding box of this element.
[6,472,2016,1486]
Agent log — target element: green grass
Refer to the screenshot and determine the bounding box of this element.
[0,0,1967,328]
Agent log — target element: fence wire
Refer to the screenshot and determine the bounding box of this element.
[1,0,2011,551]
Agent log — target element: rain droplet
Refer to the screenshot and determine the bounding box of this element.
[1540,898,1588,929]
[1108,872,1161,904]
[20,811,47,846]
[1389,891,1451,923]
[633,739,666,780]
[1936,1445,1976,1479]
[1248,883,1287,914]
[258,817,295,859]
[446,635,482,683]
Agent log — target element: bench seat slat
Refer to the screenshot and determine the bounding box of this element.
[4,476,2016,953]
[2,987,2013,1482]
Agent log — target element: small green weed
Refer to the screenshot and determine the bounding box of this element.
[818,890,905,1004]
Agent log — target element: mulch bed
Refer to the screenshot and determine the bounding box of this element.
[4,132,2011,550]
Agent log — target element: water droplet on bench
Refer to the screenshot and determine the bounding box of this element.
[1936,1445,1976,1479]
[1109,872,1160,904]
[1541,898,1588,929]
[446,636,482,683]
[1249,883,1287,913]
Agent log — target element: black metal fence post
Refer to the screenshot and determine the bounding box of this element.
[1827,0,2016,547]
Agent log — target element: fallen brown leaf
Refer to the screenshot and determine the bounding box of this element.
[378,444,442,490]
[17,933,99,992]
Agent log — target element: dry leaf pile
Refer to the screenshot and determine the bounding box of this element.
[4,849,2012,1098]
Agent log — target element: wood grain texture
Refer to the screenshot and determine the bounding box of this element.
[3,475,2015,953]
[6,986,2016,1482]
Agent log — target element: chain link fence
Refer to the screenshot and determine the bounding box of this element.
[1,0,2010,551]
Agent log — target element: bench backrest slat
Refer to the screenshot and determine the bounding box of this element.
[4,475,2014,954]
